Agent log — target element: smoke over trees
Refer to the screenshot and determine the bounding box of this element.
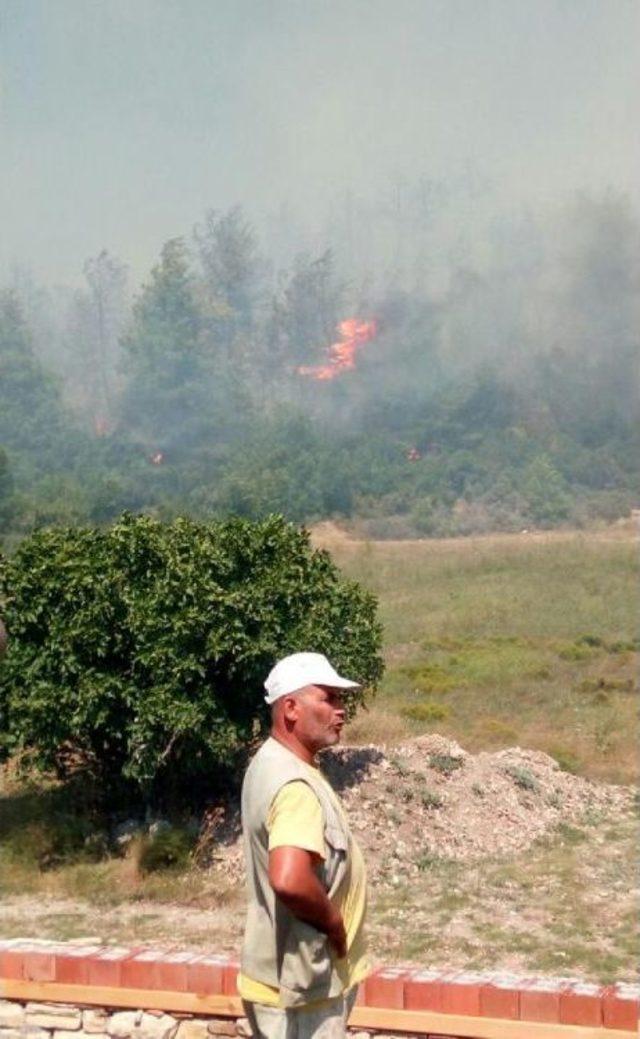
[1,186,638,540]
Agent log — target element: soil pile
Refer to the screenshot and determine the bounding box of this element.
[212,734,634,885]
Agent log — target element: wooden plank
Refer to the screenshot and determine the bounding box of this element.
[349,1005,637,1039]
[0,980,635,1039]
[0,980,243,1016]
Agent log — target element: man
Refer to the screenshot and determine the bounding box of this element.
[239,652,369,1039]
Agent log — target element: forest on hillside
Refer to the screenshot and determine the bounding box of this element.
[1,184,639,541]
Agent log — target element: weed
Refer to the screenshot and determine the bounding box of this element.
[477,717,517,745]
[416,850,439,871]
[576,634,604,648]
[558,642,597,661]
[608,639,637,653]
[504,764,539,792]
[429,753,464,776]
[546,791,562,809]
[420,787,444,809]
[547,745,581,774]
[389,755,411,777]
[471,783,485,798]
[555,823,588,846]
[578,677,633,695]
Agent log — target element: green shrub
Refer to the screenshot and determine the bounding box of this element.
[547,745,581,775]
[136,827,195,873]
[0,513,383,801]
[420,787,444,809]
[400,663,457,694]
[401,702,450,723]
[428,752,464,775]
[504,764,539,792]
[4,814,96,870]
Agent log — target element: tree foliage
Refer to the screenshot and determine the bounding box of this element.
[0,514,383,801]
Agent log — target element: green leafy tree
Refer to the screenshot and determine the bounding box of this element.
[0,447,14,526]
[0,514,383,803]
[267,250,344,369]
[0,291,76,469]
[194,206,264,352]
[120,239,205,451]
[520,455,571,526]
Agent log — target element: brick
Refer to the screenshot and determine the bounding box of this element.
[0,941,27,980]
[222,960,240,997]
[87,947,136,987]
[353,984,366,1007]
[56,945,103,985]
[156,952,199,993]
[440,971,486,1016]
[520,978,568,1023]
[187,956,226,996]
[363,967,408,1008]
[560,981,603,1027]
[121,949,162,990]
[480,974,521,1019]
[603,982,640,1031]
[404,970,444,1012]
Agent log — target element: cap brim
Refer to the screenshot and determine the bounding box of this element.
[264,676,360,704]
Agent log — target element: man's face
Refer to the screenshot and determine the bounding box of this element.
[294,684,346,754]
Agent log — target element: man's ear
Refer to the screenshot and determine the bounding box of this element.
[281,694,300,722]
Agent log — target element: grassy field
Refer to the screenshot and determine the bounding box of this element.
[0,525,638,979]
[317,526,639,784]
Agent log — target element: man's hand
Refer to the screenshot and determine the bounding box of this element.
[268,845,347,959]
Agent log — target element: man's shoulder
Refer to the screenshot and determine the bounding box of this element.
[243,737,308,791]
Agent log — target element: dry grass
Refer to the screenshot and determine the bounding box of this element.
[320,527,639,784]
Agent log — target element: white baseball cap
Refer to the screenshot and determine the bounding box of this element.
[264,652,360,705]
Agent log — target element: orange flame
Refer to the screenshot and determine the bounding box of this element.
[297,318,377,381]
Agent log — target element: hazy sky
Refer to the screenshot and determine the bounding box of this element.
[1,0,638,286]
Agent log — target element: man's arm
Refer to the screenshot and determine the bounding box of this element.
[268,846,347,959]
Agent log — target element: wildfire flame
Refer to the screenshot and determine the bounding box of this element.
[297,318,377,381]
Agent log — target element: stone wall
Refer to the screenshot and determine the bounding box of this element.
[0,1000,250,1039]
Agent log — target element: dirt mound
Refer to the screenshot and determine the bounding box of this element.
[215,734,634,885]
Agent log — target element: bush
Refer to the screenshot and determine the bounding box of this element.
[504,764,539,792]
[428,752,464,775]
[401,702,450,722]
[0,513,383,802]
[136,827,195,873]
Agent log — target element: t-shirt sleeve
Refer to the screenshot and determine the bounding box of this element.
[267,780,325,858]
